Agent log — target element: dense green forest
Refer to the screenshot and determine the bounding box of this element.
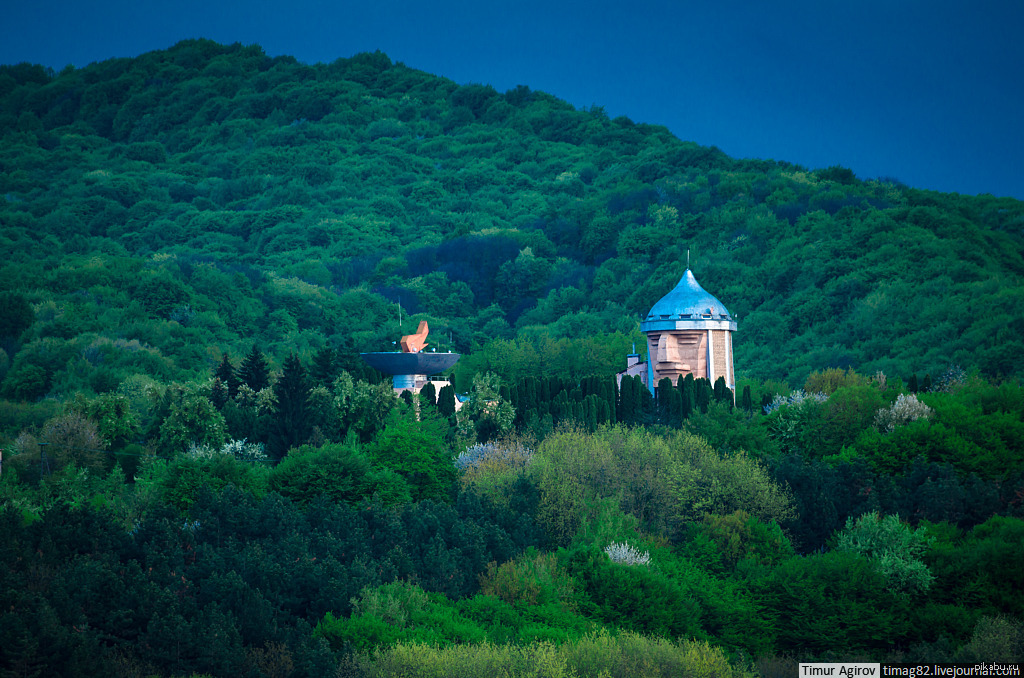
[2,39,1024,676]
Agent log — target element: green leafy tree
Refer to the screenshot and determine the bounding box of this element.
[366,410,455,502]
[158,388,227,455]
[39,410,107,472]
[665,431,795,525]
[269,443,410,505]
[462,372,515,443]
[834,511,935,595]
[0,292,33,340]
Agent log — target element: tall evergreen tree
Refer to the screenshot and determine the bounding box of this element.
[713,376,733,410]
[695,377,712,414]
[657,377,676,426]
[908,374,919,393]
[741,385,753,413]
[268,353,310,459]
[619,375,637,425]
[437,384,457,418]
[420,381,437,407]
[210,377,229,410]
[238,344,270,392]
[680,374,696,421]
[213,352,239,398]
[310,345,338,387]
[605,376,618,425]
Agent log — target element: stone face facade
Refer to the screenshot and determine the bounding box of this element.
[620,269,737,394]
[645,330,707,383]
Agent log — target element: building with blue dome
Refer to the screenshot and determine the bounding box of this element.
[622,268,737,394]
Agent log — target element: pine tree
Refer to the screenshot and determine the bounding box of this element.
[214,352,239,398]
[211,377,229,410]
[238,344,270,392]
[268,353,310,459]
[310,345,338,387]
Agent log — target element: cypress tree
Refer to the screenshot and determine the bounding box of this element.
[908,374,919,393]
[420,381,437,407]
[713,376,733,410]
[268,353,310,459]
[437,384,457,418]
[695,377,712,414]
[922,374,932,392]
[606,376,618,425]
[637,377,654,424]
[238,344,270,392]
[657,377,675,425]
[619,375,636,425]
[681,374,695,420]
[741,385,753,413]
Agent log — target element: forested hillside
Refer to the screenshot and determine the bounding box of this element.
[2,39,1024,676]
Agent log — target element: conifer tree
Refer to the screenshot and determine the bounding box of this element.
[210,377,229,410]
[268,353,310,459]
[713,376,733,410]
[420,381,437,407]
[908,374,919,393]
[310,345,338,387]
[605,376,618,425]
[922,374,932,392]
[695,377,712,414]
[680,374,696,420]
[619,375,637,425]
[657,377,676,425]
[214,352,239,398]
[741,385,753,413]
[238,344,270,392]
[437,384,457,418]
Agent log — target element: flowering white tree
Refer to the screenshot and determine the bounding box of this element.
[604,541,650,566]
[874,393,933,433]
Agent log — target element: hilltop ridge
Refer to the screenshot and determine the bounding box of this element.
[1,38,1022,396]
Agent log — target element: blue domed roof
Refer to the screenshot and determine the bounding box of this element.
[641,269,735,332]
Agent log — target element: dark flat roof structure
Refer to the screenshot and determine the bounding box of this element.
[359,352,460,376]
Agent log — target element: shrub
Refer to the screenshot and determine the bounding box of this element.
[478,548,578,609]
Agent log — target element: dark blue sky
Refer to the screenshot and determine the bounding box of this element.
[3,0,1022,199]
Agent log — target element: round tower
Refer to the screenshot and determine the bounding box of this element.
[639,269,737,393]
